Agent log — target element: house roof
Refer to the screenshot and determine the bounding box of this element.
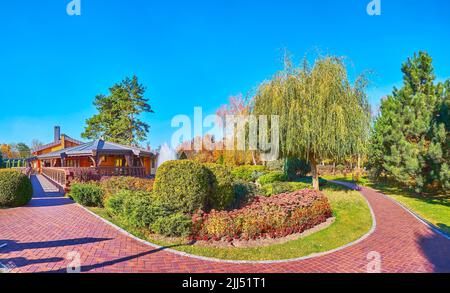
[37,139,155,159]
[34,135,84,153]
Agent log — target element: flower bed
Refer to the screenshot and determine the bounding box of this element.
[191,189,332,241]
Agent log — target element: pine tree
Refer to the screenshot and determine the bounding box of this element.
[15,143,31,159]
[82,75,154,146]
[368,52,449,193]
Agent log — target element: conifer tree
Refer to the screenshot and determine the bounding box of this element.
[82,75,154,146]
[368,52,449,193]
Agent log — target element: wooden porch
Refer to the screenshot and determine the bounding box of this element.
[41,166,147,192]
[31,139,157,192]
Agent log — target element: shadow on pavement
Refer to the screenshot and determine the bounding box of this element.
[0,256,64,269]
[416,232,450,273]
[0,237,112,253]
[45,244,185,273]
[29,197,74,207]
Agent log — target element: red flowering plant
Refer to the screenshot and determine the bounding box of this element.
[191,189,333,241]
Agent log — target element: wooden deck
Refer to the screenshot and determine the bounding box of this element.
[40,166,147,192]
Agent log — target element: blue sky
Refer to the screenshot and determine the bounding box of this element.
[0,0,449,149]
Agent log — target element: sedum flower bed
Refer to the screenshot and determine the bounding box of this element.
[191,189,332,241]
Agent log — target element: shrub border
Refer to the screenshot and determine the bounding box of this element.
[76,181,377,264]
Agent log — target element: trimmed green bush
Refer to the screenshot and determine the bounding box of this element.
[0,170,32,207]
[262,182,311,196]
[106,190,177,229]
[105,189,128,215]
[258,171,288,185]
[285,158,311,180]
[100,176,154,199]
[105,190,192,236]
[121,191,168,229]
[151,213,192,237]
[153,160,213,213]
[265,160,284,171]
[204,163,234,210]
[230,181,260,209]
[69,183,104,207]
[231,165,266,182]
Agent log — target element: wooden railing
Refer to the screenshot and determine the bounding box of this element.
[57,167,146,178]
[40,166,147,192]
[96,167,146,178]
[42,167,68,188]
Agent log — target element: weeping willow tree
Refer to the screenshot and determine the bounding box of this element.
[253,55,371,190]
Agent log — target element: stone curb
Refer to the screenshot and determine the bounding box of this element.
[363,186,450,241]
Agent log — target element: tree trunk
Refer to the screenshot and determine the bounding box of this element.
[357,154,361,171]
[310,156,319,191]
[251,151,257,165]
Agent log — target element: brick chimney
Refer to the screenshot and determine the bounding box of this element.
[54,126,61,142]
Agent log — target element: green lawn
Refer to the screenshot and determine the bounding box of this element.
[322,174,450,235]
[89,183,373,261]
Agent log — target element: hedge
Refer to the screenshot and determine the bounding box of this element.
[258,171,288,185]
[192,189,332,241]
[0,170,33,207]
[230,181,260,209]
[265,160,284,171]
[231,165,266,182]
[105,190,168,229]
[105,190,192,237]
[151,213,192,237]
[285,158,311,180]
[153,160,213,213]
[100,176,154,199]
[261,181,311,196]
[68,182,104,207]
[204,163,235,210]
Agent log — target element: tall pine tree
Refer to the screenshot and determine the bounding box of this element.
[368,52,449,194]
[82,75,154,146]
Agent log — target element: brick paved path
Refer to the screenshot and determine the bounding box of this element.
[0,175,449,273]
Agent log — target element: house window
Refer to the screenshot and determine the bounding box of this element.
[66,159,80,168]
[115,159,123,167]
[151,159,155,168]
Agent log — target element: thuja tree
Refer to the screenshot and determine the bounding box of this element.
[368,52,449,193]
[253,55,371,190]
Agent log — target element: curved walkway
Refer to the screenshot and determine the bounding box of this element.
[0,175,449,273]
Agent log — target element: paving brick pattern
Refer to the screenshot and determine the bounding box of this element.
[0,175,449,273]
